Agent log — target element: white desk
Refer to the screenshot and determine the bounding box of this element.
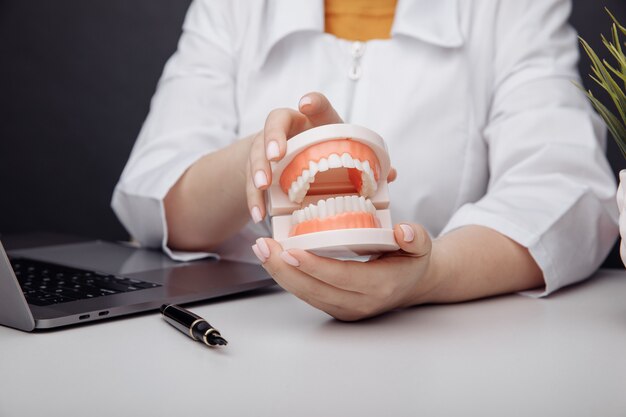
[2,269,626,417]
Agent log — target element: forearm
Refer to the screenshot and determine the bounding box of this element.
[164,135,254,252]
[417,225,544,304]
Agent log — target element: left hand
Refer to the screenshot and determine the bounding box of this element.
[251,223,437,321]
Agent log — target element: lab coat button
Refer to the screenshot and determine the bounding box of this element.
[351,41,365,58]
[348,65,362,80]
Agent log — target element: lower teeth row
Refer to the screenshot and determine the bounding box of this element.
[291,196,376,225]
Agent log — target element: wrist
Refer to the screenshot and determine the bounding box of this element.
[410,238,453,305]
[235,133,257,183]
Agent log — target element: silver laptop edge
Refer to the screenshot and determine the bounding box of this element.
[0,241,35,331]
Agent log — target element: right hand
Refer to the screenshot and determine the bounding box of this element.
[246,92,343,223]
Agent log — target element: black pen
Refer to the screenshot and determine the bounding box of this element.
[160,304,228,347]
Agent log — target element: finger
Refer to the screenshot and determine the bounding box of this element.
[392,223,432,258]
[246,132,269,223]
[275,249,398,320]
[245,161,265,223]
[263,108,306,162]
[277,248,388,295]
[298,92,343,127]
[255,238,363,309]
[387,167,397,183]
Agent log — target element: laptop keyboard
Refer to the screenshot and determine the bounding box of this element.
[10,257,161,306]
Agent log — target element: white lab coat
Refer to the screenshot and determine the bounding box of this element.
[112,0,619,296]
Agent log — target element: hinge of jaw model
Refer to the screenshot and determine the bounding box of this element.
[268,124,399,258]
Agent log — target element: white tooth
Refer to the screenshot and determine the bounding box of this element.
[328,153,342,168]
[360,173,369,195]
[296,190,306,204]
[354,159,363,171]
[351,196,359,211]
[291,185,301,202]
[288,188,295,202]
[366,199,376,213]
[291,211,298,225]
[318,199,327,219]
[310,204,319,219]
[297,176,304,188]
[343,196,352,212]
[301,170,310,183]
[318,158,329,172]
[360,169,377,196]
[358,196,366,211]
[335,196,344,214]
[362,160,371,172]
[369,170,378,192]
[309,161,319,177]
[341,153,355,168]
[326,198,336,217]
[297,210,306,223]
[304,206,312,220]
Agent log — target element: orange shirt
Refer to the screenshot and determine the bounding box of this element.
[324,0,397,41]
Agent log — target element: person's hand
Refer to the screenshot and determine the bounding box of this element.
[251,223,437,321]
[246,92,343,224]
[246,92,397,223]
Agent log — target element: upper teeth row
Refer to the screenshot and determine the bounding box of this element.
[288,153,378,203]
[291,196,376,225]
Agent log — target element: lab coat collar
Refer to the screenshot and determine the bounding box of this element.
[392,0,464,47]
[260,0,464,65]
[259,1,323,66]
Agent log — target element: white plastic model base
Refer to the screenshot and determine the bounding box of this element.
[268,124,399,257]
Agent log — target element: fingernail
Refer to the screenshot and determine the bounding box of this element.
[251,244,267,263]
[256,238,270,259]
[400,224,414,242]
[280,251,300,267]
[251,206,263,223]
[254,170,268,188]
[266,141,280,160]
[299,96,312,108]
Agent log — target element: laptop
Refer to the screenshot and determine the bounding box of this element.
[0,238,273,331]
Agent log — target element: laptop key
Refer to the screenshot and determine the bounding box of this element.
[50,288,80,299]
[25,291,61,306]
[126,280,160,289]
[96,279,137,293]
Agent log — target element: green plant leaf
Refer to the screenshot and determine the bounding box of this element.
[586,90,626,159]
[604,60,626,83]
[609,23,626,91]
[582,36,626,124]
[606,8,626,37]
[604,34,626,69]
[578,9,626,160]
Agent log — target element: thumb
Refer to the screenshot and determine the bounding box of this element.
[298,92,343,127]
[393,223,432,257]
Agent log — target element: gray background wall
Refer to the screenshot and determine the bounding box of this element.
[0,1,624,265]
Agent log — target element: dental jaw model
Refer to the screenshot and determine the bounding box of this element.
[268,124,399,258]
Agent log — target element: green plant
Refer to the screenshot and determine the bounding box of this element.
[578,9,626,159]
